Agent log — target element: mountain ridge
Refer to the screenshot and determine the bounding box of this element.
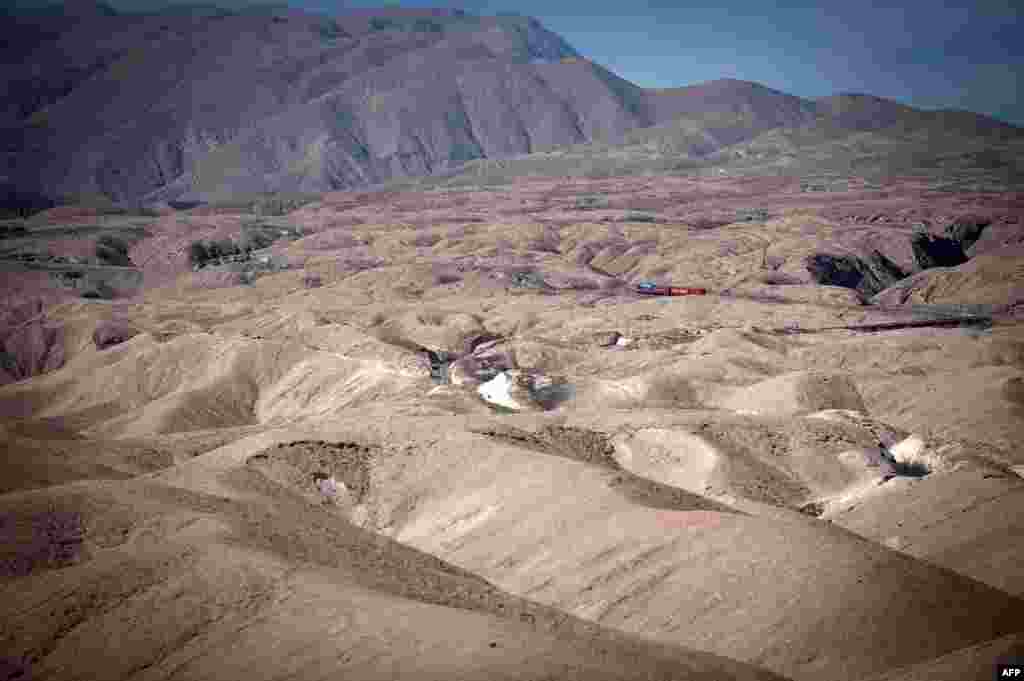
[2,2,1022,211]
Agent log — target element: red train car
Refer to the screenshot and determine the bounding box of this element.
[636,282,707,296]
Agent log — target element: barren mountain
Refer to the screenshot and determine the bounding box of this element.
[4,3,604,208]
[4,2,1022,214]
[417,93,1024,193]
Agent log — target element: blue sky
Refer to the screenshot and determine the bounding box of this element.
[106,0,1024,125]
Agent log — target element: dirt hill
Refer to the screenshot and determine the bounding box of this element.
[1,172,1022,680]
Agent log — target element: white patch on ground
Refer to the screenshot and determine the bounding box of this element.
[889,433,954,474]
[477,371,526,410]
[807,409,869,423]
[889,434,925,461]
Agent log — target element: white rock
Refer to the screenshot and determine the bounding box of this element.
[615,336,633,347]
[889,434,926,462]
[477,371,527,411]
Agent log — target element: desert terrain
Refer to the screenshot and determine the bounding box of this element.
[3,2,1024,679]
[2,172,1023,680]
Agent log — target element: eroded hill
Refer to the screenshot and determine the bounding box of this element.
[2,174,1023,680]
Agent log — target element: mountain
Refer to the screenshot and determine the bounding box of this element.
[398,92,1024,193]
[2,2,1022,210]
[3,4,603,205]
[646,79,818,131]
[692,94,1024,187]
[813,93,1023,139]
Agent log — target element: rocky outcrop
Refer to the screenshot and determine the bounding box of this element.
[449,336,515,387]
[910,232,968,270]
[804,251,907,297]
[92,320,138,350]
[960,220,1024,257]
[1,319,65,384]
[945,216,991,252]
[871,251,1024,311]
[95,235,133,267]
[907,216,995,271]
[808,257,853,290]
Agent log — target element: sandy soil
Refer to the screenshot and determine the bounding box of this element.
[1,175,1022,680]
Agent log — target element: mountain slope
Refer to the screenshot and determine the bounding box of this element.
[814,94,1023,140]
[394,90,1024,192]
[4,3,1024,206]
[176,55,662,201]
[646,79,818,131]
[5,5,625,205]
[701,110,1024,186]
